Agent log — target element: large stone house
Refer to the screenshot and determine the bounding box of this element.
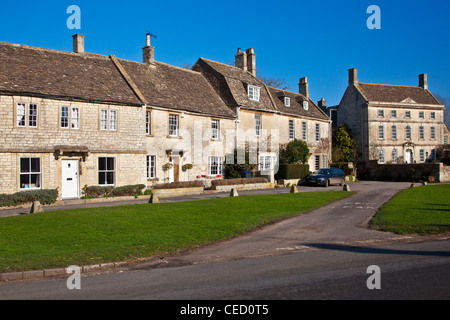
[192,48,332,172]
[337,68,449,164]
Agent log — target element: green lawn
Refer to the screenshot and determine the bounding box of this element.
[370,184,450,235]
[0,191,352,273]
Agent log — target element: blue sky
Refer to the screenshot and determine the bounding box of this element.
[1,0,449,107]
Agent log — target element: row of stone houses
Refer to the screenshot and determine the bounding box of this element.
[0,34,331,199]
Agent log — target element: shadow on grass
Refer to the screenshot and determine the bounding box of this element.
[305,243,450,257]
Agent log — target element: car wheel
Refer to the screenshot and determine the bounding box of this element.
[339,179,344,186]
[324,180,329,187]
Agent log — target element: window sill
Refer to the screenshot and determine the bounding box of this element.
[167,135,182,139]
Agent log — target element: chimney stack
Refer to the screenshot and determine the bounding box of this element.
[348,68,358,86]
[143,33,155,64]
[318,98,327,112]
[72,34,85,53]
[246,48,256,76]
[419,73,428,90]
[235,48,247,71]
[299,77,309,99]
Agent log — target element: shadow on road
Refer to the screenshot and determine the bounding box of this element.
[304,243,450,257]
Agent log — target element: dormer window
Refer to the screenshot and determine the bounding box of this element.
[248,85,260,102]
[303,101,308,110]
[284,97,290,107]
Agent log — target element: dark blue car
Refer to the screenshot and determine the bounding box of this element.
[305,168,346,187]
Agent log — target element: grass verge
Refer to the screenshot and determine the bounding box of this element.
[0,191,352,273]
[369,184,450,235]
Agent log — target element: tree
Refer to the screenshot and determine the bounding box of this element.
[332,124,358,164]
[279,139,310,164]
[434,92,450,127]
[224,148,257,179]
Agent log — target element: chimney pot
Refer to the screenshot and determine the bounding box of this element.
[318,98,327,111]
[419,73,428,90]
[348,68,358,86]
[235,49,247,71]
[246,48,256,76]
[143,34,155,64]
[299,77,309,99]
[72,34,85,53]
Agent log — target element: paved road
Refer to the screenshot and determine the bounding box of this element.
[0,181,448,301]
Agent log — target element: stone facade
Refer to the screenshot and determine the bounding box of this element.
[337,69,447,164]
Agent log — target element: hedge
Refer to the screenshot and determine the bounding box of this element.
[82,184,146,198]
[152,181,204,189]
[0,189,58,207]
[211,177,268,186]
[275,164,310,180]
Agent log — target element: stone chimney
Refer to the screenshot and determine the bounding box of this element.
[348,68,358,86]
[235,48,247,71]
[143,33,155,64]
[246,48,256,76]
[72,34,85,53]
[318,98,327,112]
[299,77,309,99]
[419,73,428,90]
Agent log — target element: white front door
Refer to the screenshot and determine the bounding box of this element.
[405,149,412,164]
[168,157,174,183]
[62,160,79,199]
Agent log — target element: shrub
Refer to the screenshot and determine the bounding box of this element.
[82,184,146,198]
[275,164,310,180]
[0,189,58,207]
[211,177,268,186]
[152,181,204,189]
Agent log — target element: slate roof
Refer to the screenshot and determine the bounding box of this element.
[0,42,142,105]
[0,41,235,118]
[193,58,329,121]
[356,83,442,106]
[118,59,235,118]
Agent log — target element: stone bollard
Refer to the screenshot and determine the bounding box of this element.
[30,201,44,213]
[230,188,239,197]
[290,185,298,193]
[410,183,415,188]
[422,182,428,186]
[343,184,351,191]
[149,193,159,203]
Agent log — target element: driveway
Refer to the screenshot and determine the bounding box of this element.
[133,181,436,269]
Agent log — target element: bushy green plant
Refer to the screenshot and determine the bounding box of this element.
[0,189,58,207]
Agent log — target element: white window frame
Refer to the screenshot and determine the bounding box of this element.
[259,155,274,171]
[146,155,156,179]
[289,119,294,140]
[71,107,80,129]
[378,110,384,118]
[61,106,70,129]
[208,156,223,176]
[378,125,385,140]
[391,125,397,140]
[284,97,290,107]
[98,157,115,185]
[19,157,41,190]
[212,119,220,140]
[28,104,38,128]
[303,101,308,111]
[302,121,307,141]
[255,114,262,137]
[379,149,385,164]
[248,85,260,102]
[430,126,436,140]
[392,149,398,164]
[109,110,117,131]
[406,125,411,140]
[146,111,151,135]
[16,103,26,127]
[391,110,397,118]
[322,155,327,168]
[431,112,436,119]
[315,155,320,170]
[419,126,424,140]
[169,114,179,137]
[100,109,108,130]
[420,149,425,163]
[315,123,320,142]
[419,111,424,119]
[405,111,411,118]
